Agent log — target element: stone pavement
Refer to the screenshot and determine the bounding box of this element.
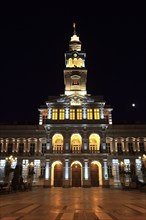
[0,187,146,220]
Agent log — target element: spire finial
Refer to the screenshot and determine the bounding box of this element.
[73,22,76,35]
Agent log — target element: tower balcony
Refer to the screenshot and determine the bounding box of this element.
[44,118,109,125]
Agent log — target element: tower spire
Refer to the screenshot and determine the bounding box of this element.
[73,22,76,35]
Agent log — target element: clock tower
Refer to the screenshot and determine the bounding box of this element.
[64,23,87,96]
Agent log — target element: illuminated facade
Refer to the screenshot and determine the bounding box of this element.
[0,25,146,188]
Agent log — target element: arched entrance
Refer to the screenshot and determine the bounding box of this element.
[71,161,82,187]
[90,161,103,186]
[90,163,99,186]
[51,161,63,187]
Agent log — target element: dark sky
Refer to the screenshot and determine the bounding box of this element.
[0,7,145,125]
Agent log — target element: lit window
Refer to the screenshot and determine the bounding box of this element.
[94,109,100,120]
[52,109,58,120]
[77,58,83,67]
[87,109,93,120]
[72,79,79,85]
[68,58,73,67]
[42,110,48,120]
[70,109,75,120]
[73,58,78,67]
[77,109,82,120]
[59,109,65,120]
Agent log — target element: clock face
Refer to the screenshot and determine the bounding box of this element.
[73,53,77,58]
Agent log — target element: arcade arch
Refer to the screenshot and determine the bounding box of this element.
[90,161,102,186]
[71,161,83,187]
[51,160,63,187]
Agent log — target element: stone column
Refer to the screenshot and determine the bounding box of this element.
[44,159,51,187]
[39,110,43,125]
[83,130,88,153]
[46,132,51,153]
[83,159,90,187]
[101,128,107,153]
[63,159,70,187]
[102,159,109,187]
[100,106,104,119]
[64,132,70,153]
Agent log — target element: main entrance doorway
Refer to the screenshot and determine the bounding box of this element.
[72,163,81,187]
[90,163,99,187]
[54,163,63,187]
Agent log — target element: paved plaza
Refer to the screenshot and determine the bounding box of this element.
[0,187,146,220]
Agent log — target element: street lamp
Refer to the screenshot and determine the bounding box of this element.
[5,155,17,181]
[5,155,17,165]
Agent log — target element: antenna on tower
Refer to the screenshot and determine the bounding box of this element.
[73,22,76,35]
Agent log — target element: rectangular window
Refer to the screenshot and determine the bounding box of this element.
[59,109,65,120]
[94,108,100,120]
[139,143,144,152]
[87,109,93,120]
[70,109,75,120]
[77,109,82,120]
[8,143,13,154]
[117,143,122,154]
[42,143,46,154]
[128,142,133,153]
[52,109,58,120]
[106,143,110,153]
[19,143,24,154]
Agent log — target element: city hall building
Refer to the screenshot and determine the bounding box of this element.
[0,26,146,188]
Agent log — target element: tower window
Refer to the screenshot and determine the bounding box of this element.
[59,109,65,120]
[70,109,75,120]
[77,109,82,120]
[52,109,58,120]
[94,109,100,120]
[72,79,79,85]
[87,109,93,120]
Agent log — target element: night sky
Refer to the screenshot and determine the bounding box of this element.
[0,7,145,125]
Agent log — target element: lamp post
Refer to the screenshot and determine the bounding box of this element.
[5,155,17,182]
[119,161,132,189]
[27,161,35,190]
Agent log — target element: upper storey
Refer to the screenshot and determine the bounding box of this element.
[64,23,87,96]
[38,24,113,126]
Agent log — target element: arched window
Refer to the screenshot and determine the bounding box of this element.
[68,58,73,67]
[71,134,82,153]
[52,134,63,152]
[73,58,78,67]
[89,134,100,152]
[77,58,83,67]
